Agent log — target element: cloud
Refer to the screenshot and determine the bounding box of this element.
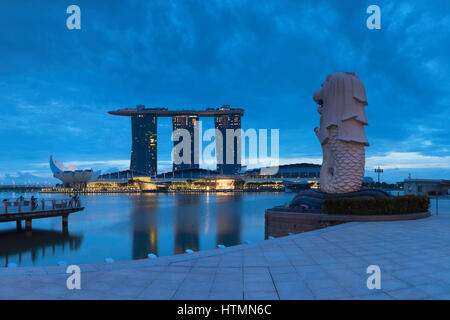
[279,152,450,171]
[34,159,130,169]
[365,152,450,170]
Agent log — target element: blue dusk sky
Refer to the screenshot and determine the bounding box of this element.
[0,0,449,184]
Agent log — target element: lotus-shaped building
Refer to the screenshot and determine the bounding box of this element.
[50,155,101,188]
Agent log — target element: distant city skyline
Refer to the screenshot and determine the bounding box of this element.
[0,1,449,184]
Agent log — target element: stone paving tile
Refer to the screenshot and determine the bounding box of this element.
[304,278,341,291]
[148,279,182,290]
[243,259,269,267]
[295,266,329,280]
[63,290,126,300]
[380,278,411,291]
[171,260,195,267]
[244,272,272,282]
[214,271,242,278]
[33,283,75,299]
[428,268,450,280]
[151,271,188,281]
[270,271,302,283]
[275,281,315,300]
[345,286,384,298]
[356,292,392,300]
[214,274,242,283]
[137,287,176,300]
[1,278,67,300]
[184,273,215,282]
[318,262,347,271]
[166,266,192,273]
[7,274,67,294]
[243,266,268,274]
[194,257,221,267]
[211,280,244,292]
[414,282,450,297]
[208,291,243,300]
[436,292,450,300]
[309,286,351,300]
[243,280,276,292]
[403,275,437,288]
[387,287,432,300]
[269,266,297,274]
[178,280,213,293]
[140,265,168,272]
[289,258,317,267]
[244,291,279,300]
[173,289,211,300]
[390,268,426,280]
[190,266,217,273]
[219,259,242,268]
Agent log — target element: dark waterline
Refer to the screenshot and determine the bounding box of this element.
[0,192,294,267]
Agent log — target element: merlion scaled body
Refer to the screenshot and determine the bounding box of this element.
[313,72,369,194]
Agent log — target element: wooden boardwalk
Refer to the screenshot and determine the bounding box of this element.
[1,198,84,232]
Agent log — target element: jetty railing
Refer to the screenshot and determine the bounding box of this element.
[1,198,82,214]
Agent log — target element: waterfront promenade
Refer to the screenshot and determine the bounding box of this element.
[1,205,449,300]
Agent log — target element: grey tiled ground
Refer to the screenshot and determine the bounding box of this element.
[1,205,449,300]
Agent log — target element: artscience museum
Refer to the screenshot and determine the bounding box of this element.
[49,155,101,188]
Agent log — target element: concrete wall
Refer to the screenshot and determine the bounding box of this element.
[265,208,431,238]
[265,210,343,238]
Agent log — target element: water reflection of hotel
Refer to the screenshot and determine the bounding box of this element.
[215,194,242,247]
[131,195,159,259]
[130,193,245,258]
[174,195,201,254]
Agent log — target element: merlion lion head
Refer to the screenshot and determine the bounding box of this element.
[313,71,369,146]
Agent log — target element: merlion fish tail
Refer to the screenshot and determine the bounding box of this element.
[321,126,365,193]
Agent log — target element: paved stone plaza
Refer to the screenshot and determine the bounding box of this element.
[1,203,449,300]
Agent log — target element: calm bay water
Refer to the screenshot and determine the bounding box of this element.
[1,191,448,268]
[0,192,294,267]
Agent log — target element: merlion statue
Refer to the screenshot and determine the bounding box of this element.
[313,72,369,194]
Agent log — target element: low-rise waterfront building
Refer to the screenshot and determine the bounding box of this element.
[45,161,323,193]
[243,163,321,179]
[242,163,321,190]
[404,179,450,195]
[156,168,219,179]
[96,170,148,181]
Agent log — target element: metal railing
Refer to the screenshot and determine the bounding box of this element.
[1,198,82,214]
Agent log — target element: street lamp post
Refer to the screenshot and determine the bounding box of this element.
[374,166,383,185]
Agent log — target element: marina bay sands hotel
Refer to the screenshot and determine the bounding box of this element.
[108,105,244,176]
